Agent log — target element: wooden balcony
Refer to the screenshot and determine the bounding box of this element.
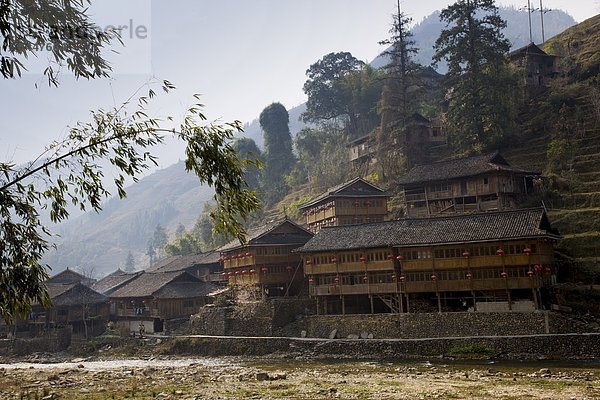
[309,276,539,296]
[224,254,301,269]
[335,206,387,216]
[401,253,553,271]
[304,260,393,275]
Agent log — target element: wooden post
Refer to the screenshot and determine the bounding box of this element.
[370,295,374,314]
[341,295,345,315]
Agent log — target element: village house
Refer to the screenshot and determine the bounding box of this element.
[22,282,109,338]
[220,219,313,297]
[46,267,97,286]
[92,268,143,296]
[348,113,446,168]
[107,271,216,334]
[297,208,560,315]
[399,152,539,218]
[147,251,223,283]
[509,42,558,87]
[298,178,390,233]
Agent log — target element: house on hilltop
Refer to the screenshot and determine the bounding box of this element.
[509,42,558,87]
[298,178,390,233]
[219,219,313,297]
[348,113,446,169]
[108,271,215,334]
[297,208,560,315]
[399,152,539,218]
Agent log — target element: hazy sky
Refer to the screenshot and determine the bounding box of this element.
[1,0,599,167]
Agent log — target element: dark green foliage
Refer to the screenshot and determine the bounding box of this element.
[1,82,260,323]
[433,0,517,151]
[260,102,295,204]
[302,52,365,124]
[0,0,112,85]
[233,137,263,192]
[152,224,168,256]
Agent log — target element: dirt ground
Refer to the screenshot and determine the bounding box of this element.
[0,356,599,400]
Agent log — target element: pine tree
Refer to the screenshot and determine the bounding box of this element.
[433,0,515,151]
[376,2,422,177]
[124,251,135,272]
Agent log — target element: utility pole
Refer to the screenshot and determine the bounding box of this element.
[527,0,533,43]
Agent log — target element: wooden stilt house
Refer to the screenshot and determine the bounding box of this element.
[297,208,561,315]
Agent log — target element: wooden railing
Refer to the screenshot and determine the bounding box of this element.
[309,276,540,296]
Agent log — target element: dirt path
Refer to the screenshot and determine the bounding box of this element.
[0,356,599,399]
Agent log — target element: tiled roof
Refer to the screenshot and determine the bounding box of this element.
[44,283,106,306]
[509,42,555,59]
[296,208,560,252]
[147,252,221,273]
[91,270,142,295]
[109,271,202,298]
[155,281,217,299]
[219,219,313,252]
[299,178,388,209]
[398,152,537,185]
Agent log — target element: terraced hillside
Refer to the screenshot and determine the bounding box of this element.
[504,14,600,283]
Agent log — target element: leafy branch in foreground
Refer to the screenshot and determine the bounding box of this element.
[0,80,260,323]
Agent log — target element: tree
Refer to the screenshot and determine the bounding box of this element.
[164,233,203,256]
[152,224,168,257]
[377,3,424,176]
[124,251,135,272]
[433,0,515,151]
[233,138,263,192]
[146,240,156,267]
[0,0,112,85]
[259,102,295,204]
[1,2,260,323]
[302,52,365,125]
[175,223,186,238]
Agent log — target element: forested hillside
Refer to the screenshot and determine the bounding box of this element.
[48,6,598,284]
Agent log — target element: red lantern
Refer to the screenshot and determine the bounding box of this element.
[261,267,269,273]
[523,247,532,254]
[221,272,227,276]
[331,257,337,264]
[396,255,405,261]
[359,255,366,262]
[308,276,314,283]
[353,201,360,207]
[334,276,340,284]
[306,258,312,265]
[462,251,471,258]
[431,274,437,281]
[527,270,534,277]
[544,267,552,274]
[130,300,135,304]
[242,270,248,275]
[250,269,256,274]
[534,264,542,272]
[142,300,147,304]
[245,252,252,257]
[466,272,472,279]
[235,271,240,275]
[501,271,508,278]
[363,275,368,283]
[391,274,397,280]
[399,275,406,282]
[496,249,505,256]
[286,266,293,272]
[387,254,394,260]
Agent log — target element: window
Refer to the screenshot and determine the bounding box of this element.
[431,183,449,192]
[483,177,489,185]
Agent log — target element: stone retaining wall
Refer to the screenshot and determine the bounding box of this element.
[161,333,600,360]
[299,312,580,339]
[0,326,72,356]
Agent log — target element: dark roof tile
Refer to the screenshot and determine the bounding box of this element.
[296,208,560,252]
[398,152,538,185]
